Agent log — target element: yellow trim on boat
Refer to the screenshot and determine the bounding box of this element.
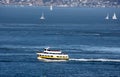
[37,55,69,60]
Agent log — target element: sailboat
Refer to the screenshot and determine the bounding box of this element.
[40,12,45,20]
[105,13,109,20]
[112,13,117,20]
[50,5,53,11]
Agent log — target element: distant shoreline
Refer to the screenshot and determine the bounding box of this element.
[0,4,120,8]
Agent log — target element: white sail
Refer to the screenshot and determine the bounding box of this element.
[40,12,45,20]
[50,5,53,11]
[112,13,117,20]
[105,13,109,20]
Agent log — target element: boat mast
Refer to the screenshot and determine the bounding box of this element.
[112,13,117,20]
[105,13,109,20]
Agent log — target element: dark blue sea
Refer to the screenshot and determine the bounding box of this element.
[0,5,120,77]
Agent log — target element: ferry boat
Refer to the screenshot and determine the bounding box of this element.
[37,47,69,61]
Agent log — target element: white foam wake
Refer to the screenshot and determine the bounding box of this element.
[69,58,120,62]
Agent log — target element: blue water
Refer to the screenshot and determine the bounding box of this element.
[0,6,120,77]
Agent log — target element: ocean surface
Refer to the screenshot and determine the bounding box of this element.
[0,5,120,77]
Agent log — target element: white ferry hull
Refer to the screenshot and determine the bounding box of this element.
[37,57,68,62]
[37,53,69,61]
[36,47,69,62]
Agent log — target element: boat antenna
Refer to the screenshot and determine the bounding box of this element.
[45,47,50,51]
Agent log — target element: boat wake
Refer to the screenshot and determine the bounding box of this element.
[69,58,120,62]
